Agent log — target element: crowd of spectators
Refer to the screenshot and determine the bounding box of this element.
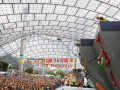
[0,77,58,90]
[0,69,90,90]
[0,69,61,90]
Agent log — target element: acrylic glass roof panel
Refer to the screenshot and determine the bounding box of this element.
[65,7,78,16]
[96,3,110,14]
[54,5,67,14]
[105,6,119,17]
[42,4,55,13]
[49,21,59,25]
[108,0,120,6]
[46,14,57,20]
[86,0,100,11]
[29,4,42,13]
[21,0,36,3]
[0,16,8,23]
[37,0,50,3]
[64,0,77,6]
[51,0,64,5]
[0,4,13,15]
[8,15,21,22]
[76,0,89,8]
[13,4,28,14]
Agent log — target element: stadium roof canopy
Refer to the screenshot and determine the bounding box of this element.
[0,0,119,70]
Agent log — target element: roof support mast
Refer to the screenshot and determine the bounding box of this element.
[19,8,27,76]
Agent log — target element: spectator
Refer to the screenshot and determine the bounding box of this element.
[56,84,60,89]
[79,79,83,90]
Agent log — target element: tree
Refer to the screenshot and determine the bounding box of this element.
[25,68,39,74]
[47,69,65,78]
[0,61,9,71]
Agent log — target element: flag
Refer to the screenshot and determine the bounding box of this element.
[38,60,40,67]
[55,64,59,68]
[64,58,68,62]
[47,58,52,63]
[53,59,56,62]
[30,57,34,60]
[63,64,67,68]
[44,59,46,63]
[68,64,71,68]
[40,60,42,63]
[70,58,73,62]
[60,58,63,62]
[49,59,52,63]
[56,59,59,62]
[30,61,32,64]
[27,58,30,63]
[34,59,37,63]
[72,59,75,68]
[70,64,72,68]
[60,64,63,68]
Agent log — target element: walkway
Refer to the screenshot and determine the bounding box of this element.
[55,86,96,90]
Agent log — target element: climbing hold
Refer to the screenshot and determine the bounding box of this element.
[95,34,102,44]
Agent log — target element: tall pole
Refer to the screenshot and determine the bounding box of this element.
[19,8,27,76]
[19,38,26,76]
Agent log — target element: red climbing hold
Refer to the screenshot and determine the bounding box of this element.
[100,47,110,65]
[96,34,102,44]
[100,47,105,54]
[109,71,119,88]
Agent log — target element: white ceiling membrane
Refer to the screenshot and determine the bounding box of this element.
[0,0,119,69]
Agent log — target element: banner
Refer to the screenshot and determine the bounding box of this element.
[26,58,74,68]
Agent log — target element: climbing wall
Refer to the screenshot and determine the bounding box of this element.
[80,39,115,90]
[80,22,120,90]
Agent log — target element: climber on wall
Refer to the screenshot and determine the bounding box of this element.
[97,53,110,72]
[97,52,102,65]
[95,16,108,24]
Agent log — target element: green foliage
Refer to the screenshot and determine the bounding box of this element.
[0,63,3,71]
[34,71,39,74]
[25,68,33,74]
[0,61,9,71]
[47,69,65,78]
[25,68,39,74]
